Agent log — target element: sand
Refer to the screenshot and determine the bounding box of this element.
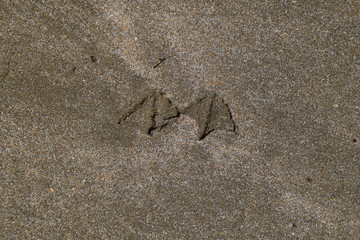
[1,1,359,239]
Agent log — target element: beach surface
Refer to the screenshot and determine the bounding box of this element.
[1,1,359,239]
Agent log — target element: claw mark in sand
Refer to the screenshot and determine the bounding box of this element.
[1,58,12,81]
[153,58,166,69]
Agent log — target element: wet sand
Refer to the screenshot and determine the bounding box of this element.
[1,1,359,239]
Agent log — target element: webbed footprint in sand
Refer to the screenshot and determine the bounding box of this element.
[118,90,235,140]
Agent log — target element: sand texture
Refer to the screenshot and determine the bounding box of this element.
[1,1,359,239]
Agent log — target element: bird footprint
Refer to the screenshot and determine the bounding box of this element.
[118,90,235,140]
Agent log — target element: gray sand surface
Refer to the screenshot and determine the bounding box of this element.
[1,1,359,239]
